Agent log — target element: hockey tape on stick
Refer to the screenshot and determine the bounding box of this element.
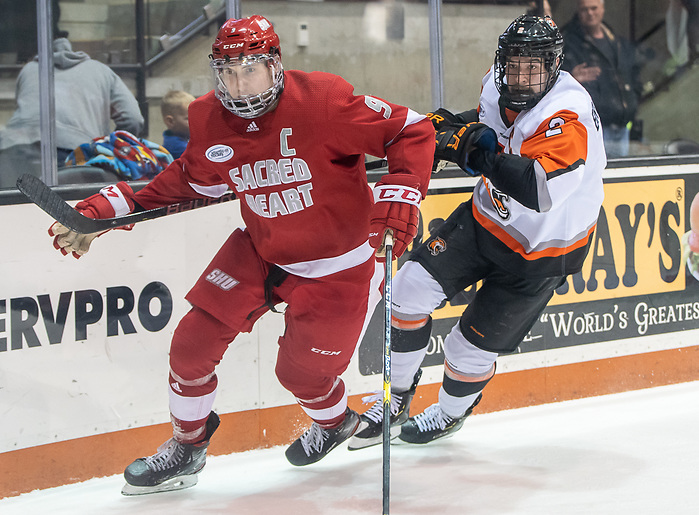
[366,159,388,170]
[382,230,394,515]
[16,174,235,235]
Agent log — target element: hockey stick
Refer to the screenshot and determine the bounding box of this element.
[381,230,394,515]
[366,158,387,170]
[17,160,387,235]
[16,173,236,234]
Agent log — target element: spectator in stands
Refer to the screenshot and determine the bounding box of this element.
[161,90,195,159]
[0,31,144,189]
[562,0,643,158]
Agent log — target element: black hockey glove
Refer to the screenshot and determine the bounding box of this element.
[425,108,460,131]
[434,122,498,176]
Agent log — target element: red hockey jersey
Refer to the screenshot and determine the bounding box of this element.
[134,70,434,274]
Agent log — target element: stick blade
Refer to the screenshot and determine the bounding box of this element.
[16,174,101,234]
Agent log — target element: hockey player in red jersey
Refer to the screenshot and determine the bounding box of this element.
[48,15,434,493]
[348,14,605,449]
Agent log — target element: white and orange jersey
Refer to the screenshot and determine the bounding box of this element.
[472,68,606,277]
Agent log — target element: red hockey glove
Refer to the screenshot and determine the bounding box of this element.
[369,174,423,260]
[49,182,135,259]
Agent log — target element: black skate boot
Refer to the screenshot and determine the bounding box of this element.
[399,394,481,444]
[285,408,360,466]
[348,369,422,450]
[121,411,220,495]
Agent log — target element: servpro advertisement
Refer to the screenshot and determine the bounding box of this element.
[1,167,697,453]
[358,174,698,374]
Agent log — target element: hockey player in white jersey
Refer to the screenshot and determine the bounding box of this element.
[349,14,606,448]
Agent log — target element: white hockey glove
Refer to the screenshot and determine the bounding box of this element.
[49,182,135,259]
[49,223,108,258]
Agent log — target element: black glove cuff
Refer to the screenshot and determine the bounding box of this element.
[467,148,497,176]
[455,109,479,124]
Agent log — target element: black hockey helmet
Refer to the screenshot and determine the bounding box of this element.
[494,15,564,111]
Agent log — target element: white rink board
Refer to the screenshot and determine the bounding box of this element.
[3,162,699,454]
[0,197,391,452]
[1,201,267,452]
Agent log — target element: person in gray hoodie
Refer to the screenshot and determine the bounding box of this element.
[0,37,144,188]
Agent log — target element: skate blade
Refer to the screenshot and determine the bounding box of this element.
[347,426,402,451]
[121,474,198,496]
[397,430,460,445]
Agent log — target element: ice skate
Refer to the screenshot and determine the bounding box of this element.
[399,394,481,444]
[121,411,220,495]
[348,369,422,450]
[285,408,360,466]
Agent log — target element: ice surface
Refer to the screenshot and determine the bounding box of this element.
[2,381,697,514]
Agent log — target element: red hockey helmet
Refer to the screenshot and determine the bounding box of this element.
[210,16,284,118]
[211,15,281,61]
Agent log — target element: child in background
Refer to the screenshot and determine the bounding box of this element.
[161,90,195,159]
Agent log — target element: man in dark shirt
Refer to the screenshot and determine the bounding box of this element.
[562,0,642,158]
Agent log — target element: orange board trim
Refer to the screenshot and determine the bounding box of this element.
[2,345,698,499]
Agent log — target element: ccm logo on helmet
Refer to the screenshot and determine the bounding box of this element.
[222,43,244,49]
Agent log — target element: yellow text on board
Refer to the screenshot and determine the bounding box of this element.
[415,179,685,321]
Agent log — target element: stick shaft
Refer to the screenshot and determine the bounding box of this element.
[382,232,394,515]
[16,163,386,234]
[16,174,235,234]
[366,158,387,170]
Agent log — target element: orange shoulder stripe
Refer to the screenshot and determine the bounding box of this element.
[520,110,588,177]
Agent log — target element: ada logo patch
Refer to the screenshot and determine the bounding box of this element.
[205,144,234,163]
[427,237,447,256]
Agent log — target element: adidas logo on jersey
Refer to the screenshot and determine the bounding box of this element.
[246,121,259,132]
